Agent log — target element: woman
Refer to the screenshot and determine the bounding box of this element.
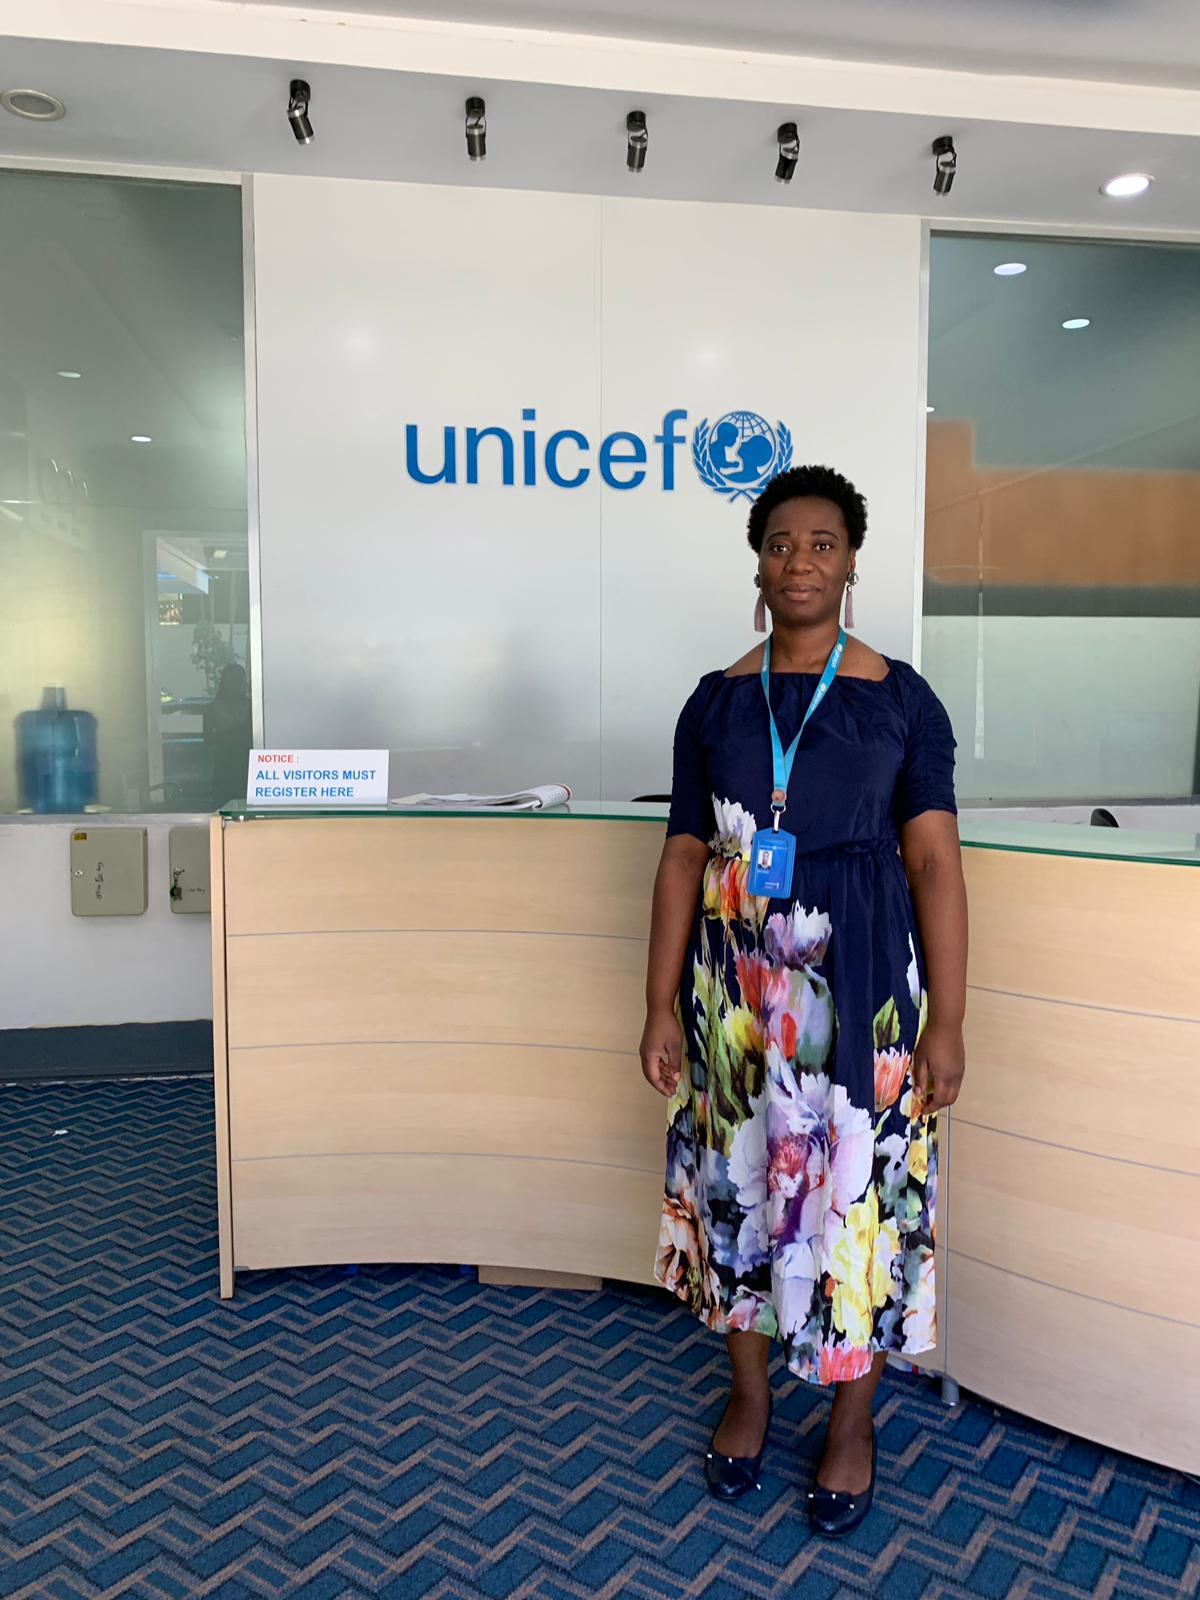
[640,464,967,1536]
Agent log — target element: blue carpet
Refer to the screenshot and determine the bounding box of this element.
[1,1079,1196,1599]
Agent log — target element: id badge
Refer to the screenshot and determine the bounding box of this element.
[746,827,796,899]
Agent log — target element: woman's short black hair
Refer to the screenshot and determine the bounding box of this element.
[746,464,867,554]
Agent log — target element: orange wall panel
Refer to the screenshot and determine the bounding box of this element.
[925,420,1200,588]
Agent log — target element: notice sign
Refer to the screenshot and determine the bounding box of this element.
[247,750,389,807]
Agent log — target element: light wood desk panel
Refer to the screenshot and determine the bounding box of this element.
[216,813,666,1302]
[212,811,1199,1472]
[226,928,646,1053]
[224,816,662,938]
[210,816,235,1299]
[952,843,1199,1472]
[950,1121,1200,1325]
[229,1040,664,1173]
[949,1253,1197,1475]
[962,849,1199,1019]
[959,988,1199,1175]
[232,1153,663,1285]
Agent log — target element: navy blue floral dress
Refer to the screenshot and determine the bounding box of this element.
[655,657,957,1384]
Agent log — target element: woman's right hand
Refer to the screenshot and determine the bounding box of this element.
[640,1007,683,1097]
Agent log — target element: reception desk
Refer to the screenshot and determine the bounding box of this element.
[210,803,1199,1473]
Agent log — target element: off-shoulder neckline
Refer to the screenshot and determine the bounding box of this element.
[720,657,896,684]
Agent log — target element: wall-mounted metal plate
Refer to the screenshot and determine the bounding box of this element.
[70,828,148,917]
[168,827,211,915]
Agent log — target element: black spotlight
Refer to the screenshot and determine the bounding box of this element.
[626,110,648,173]
[776,121,800,183]
[465,96,486,161]
[287,79,313,145]
[932,134,956,195]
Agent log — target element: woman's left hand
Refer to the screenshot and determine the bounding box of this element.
[912,1020,965,1114]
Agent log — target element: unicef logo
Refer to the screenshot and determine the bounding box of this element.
[692,411,793,501]
[403,407,792,497]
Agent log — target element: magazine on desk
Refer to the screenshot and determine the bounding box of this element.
[388,783,572,811]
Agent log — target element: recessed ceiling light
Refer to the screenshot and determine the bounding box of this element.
[131,434,153,444]
[1062,318,1091,331]
[57,369,82,380]
[993,262,1027,277]
[1,88,66,121]
[1101,172,1153,199]
[211,548,228,559]
[926,405,935,414]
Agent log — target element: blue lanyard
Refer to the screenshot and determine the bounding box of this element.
[761,628,845,829]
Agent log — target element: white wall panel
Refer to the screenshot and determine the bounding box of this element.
[0,817,213,1029]
[253,176,924,800]
[598,200,923,798]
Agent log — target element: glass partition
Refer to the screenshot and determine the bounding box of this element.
[923,232,1200,805]
[220,799,673,823]
[0,169,248,814]
[217,800,1200,864]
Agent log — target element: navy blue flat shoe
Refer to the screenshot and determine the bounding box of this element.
[806,1424,876,1536]
[704,1399,772,1501]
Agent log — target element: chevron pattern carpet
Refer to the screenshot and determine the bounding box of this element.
[1,1078,1197,1599]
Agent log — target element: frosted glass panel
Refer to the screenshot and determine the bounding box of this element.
[0,170,247,814]
[253,180,603,801]
[924,233,1200,803]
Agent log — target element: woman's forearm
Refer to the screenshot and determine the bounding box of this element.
[645,840,708,1011]
[908,856,968,1027]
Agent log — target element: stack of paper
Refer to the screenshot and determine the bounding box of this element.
[389,784,571,811]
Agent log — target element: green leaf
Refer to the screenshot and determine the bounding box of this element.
[873,996,900,1050]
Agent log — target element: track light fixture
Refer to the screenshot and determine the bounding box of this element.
[776,122,800,184]
[626,110,648,174]
[287,79,313,145]
[932,135,956,196]
[465,96,487,161]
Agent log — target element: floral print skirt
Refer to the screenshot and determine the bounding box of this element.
[654,811,938,1386]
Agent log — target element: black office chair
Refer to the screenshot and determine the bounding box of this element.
[1090,807,1119,828]
[633,793,671,802]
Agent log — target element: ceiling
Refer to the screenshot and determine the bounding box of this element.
[220,0,1200,90]
[1,34,1199,232]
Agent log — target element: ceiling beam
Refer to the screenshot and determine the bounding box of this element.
[7,0,1200,137]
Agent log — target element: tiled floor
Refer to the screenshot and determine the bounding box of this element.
[2,1078,1197,1598]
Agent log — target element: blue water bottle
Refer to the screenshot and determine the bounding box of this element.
[16,687,99,813]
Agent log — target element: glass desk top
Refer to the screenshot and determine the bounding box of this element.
[217,800,1200,866]
[220,798,670,823]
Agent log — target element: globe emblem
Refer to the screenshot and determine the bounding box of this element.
[692,410,793,501]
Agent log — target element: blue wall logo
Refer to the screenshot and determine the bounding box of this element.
[402,408,792,497]
[692,412,793,502]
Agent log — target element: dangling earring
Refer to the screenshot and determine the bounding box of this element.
[753,576,767,633]
[845,569,859,631]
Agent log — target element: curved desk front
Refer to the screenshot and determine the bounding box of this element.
[210,803,1199,1473]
